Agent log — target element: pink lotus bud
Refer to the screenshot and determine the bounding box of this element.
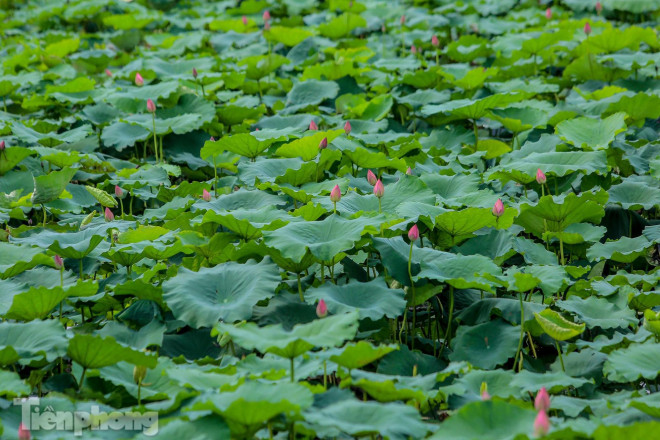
[408,224,419,241]
[533,410,550,437]
[28,218,32,226]
[192,67,198,79]
[411,45,417,54]
[480,389,491,400]
[264,21,271,31]
[330,185,341,203]
[309,120,318,130]
[492,199,504,217]
[367,170,377,186]
[406,167,412,175]
[584,22,592,35]
[147,99,156,113]
[344,121,351,134]
[54,255,63,270]
[596,1,602,13]
[373,179,384,198]
[104,207,114,222]
[431,35,439,47]
[400,15,405,25]
[18,423,30,440]
[202,189,211,202]
[535,387,551,413]
[319,137,328,150]
[381,24,386,33]
[105,69,113,77]
[0,140,5,150]
[210,136,215,141]
[242,15,248,26]
[316,299,327,318]
[135,72,144,86]
[115,185,123,198]
[545,8,552,19]
[263,10,270,21]
[536,169,546,185]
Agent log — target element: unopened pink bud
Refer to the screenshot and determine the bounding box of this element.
[192,67,198,79]
[330,185,341,203]
[210,136,215,142]
[533,410,550,437]
[408,224,419,241]
[431,35,439,47]
[202,189,211,202]
[596,1,602,13]
[105,69,113,77]
[18,422,30,440]
[373,179,384,198]
[481,389,491,400]
[406,167,412,175]
[147,99,156,113]
[135,72,144,86]
[263,10,270,21]
[411,45,417,54]
[535,387,551,413]
[344,121,351,134]
[115,185,123,198]
[319,137,328,150]
[584,22,592,35]
[0,140,5,150]
[104,207,114,221]
[367,170,377,186]
[242,15,248,26]
[316,299,327,318]
[545,8,552,19]
[400,15,405,25]
[309,120,318,130]
[54,255,63,269]
[536,169,546,185]
[492,199,504,217]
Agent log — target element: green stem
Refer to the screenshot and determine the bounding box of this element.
[151,113,158,162]
[213,156,218,197]
[289,357,295,382]
[514,292,525,371]
[555,340,565,372]
[119,198,124,219]
[78,367,87,391]
[137,381,142,406]
[559,236,565,266]
[79,259,83,279]
[297,272,303,302]
[440,285,455,355]
[378,197,382,214]
[408,241,416,350]
[473,120,479,150]
[323,359,327,390]
[333,201,336,215]
[42,204,47,227]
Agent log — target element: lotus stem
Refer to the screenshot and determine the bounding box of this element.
[555,340,565,372]
[290,357,295,382]
[151,113,158,162]
[408,240,416,350]
[297,272,303,302]
[41,204,47,227]
[515,292,525,371]
[78,367,87,391]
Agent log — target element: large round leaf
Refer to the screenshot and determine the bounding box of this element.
[449,319,519,369]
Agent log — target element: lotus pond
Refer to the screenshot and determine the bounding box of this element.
[0,0,659,439]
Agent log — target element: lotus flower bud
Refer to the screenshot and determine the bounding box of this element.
[146,99,156,113]
[192,67,198,79]
[584,22,592,35]
[330,185,341,203]
[344,120,351,135]
[408,224,419,241]
[133,365,147,385]
[535,387,551,413]
[319,137,328,150]
[533,410,550,437]
[309,120,318,130]
[431,35,439,47]
[28,218,32,226]
[480,382,491,400]
[492,199,504,217]
[316,299,328,318]
[367,170,377,185]
[115,185,123,198]
[202,189,211,202]
[400,15,405,25]
[411,45,417,54]
[545,8,552,19]
[0,140,5,150]
[263,10,270,21]
[536,169,546,185]
[105,69,113,77]
[210,136,215,141]
[104,207,114,222]
[596,1,602,14]
[242,15,248,26]
[18,423,30,440]
[135,72,144,86]
[373,179,384,198]
[406,167,412,175]
[54,255,63,270]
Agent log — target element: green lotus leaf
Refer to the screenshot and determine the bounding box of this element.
[449,320,520,369]
[3,281,97,321]
[586,235,652,263]
[0,319,67,365]
[0,147,34,176]
[285,79,339,111]
[603,342,660,382]
[556,112,627,151]
[608,180,660,210]
[318,12,366,39]
[421,92,529,120]
[0,370,30,397]
[556,296,637,330]
[434,207,517,247]
[0,242,55,279]
[534,308,586,341]
[31,167,78,205]
[275,130,344,161]
[201,133,276,161]
[67,334,158,369]
[329,341,397,370]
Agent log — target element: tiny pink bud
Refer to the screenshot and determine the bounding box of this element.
[411,45,417,54]
[533,410,550,437]
[319,137,328,150]
[536,169,547,185]
[481,389,491,400]
[316,299,328,318]
[309,120,318,130]
[431,35,439,47]
[54,255,63,269]
[210,136,215,141]
[596,1,602,13]
[28,218,32,226]
[406,167,412,175]
[263,10,271,21]
[381,24,386,33]
[535,387,551,413]
[584,22,592,35]
[373,179,384,198]
[400,15,405,25]
[202,189,211,202]
[367,170,377,186]
[330,185,341,203]
[105,69,113,77]
[115,185,123,198]
[242,15,248,26]
[0,140,5,150]
[545,7,552,19]
[18,423,30,440]
[192,67,198,79]
[147,99,156,113]
[408,224,419,241]
[492,199,504,217]
[104,207,114,222]
[135,72,144,86]
[344,121,351,135]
